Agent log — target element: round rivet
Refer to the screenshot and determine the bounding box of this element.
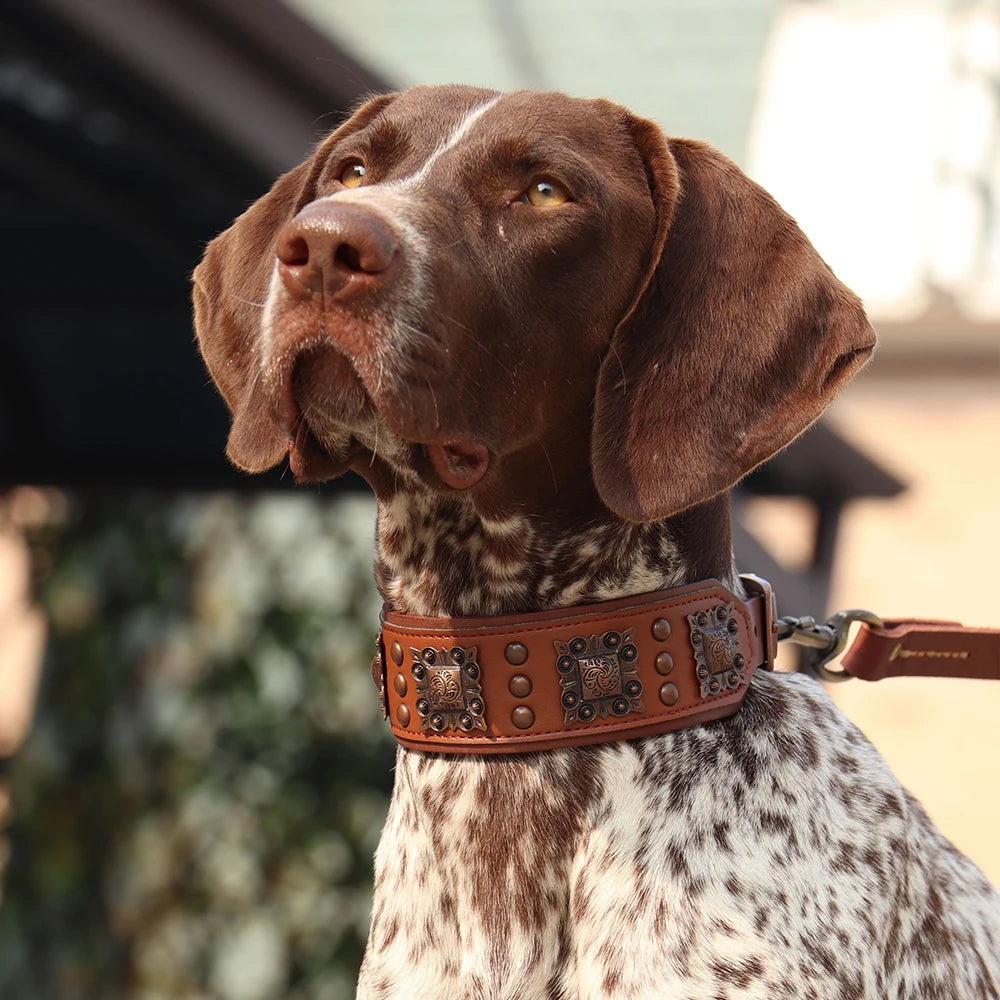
[509,674,532,698]
[511,706,535,729]
[652,618,671,641]
[505,642,528,665]
[390,641,403,665]
[393,673,407,697]
[396,704,410,726]
[655,652,674,676]
[727,619,738,634]
[659,682,679,706]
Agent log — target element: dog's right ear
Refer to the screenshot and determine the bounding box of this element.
[192,93,397,472]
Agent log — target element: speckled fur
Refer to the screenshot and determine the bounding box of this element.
[373,486,689,618]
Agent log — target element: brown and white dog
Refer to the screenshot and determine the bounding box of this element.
[193,86,1000,999]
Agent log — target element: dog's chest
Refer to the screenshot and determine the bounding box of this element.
[357,673,1000,1000]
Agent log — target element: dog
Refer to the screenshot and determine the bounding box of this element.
[193,86,1000,999]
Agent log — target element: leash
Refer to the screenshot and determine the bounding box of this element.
[776,605,1000,684]
[372,575,999,754]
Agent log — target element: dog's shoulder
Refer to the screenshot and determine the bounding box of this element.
[573,672,1000,997]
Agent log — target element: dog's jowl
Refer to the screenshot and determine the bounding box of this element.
[194,86,1000,1000]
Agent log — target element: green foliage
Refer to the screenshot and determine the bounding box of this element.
[0,492,394,1000]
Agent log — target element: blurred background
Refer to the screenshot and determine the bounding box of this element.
[1,0,997,996]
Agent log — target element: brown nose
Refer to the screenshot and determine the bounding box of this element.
[275,201,398,300]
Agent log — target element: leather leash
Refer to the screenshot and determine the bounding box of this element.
[372,574,999,754]
[779,609,1000,684]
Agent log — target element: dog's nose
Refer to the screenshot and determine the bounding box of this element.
[275,202,398,300]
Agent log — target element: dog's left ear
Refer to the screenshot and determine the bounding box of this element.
[193,92,398,473]
[591,117,876,523]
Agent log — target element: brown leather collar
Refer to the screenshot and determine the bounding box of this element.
[373,575,777,754]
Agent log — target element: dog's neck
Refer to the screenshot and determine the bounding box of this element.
[371,482,737,618]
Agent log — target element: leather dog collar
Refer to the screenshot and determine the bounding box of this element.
[373,575,777,754]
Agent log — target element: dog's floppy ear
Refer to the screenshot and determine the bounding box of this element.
[192,93,397,472]
[591,119,876,523]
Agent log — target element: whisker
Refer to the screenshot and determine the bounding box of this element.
[232,295,266,309]
[425,377,440,429]
[445,316,517,378]
[610,345,626,391]
[539,440,559,493]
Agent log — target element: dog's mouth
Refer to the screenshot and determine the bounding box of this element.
[278,343,494,490]
[424,442,491,490]
[287,419,359,481]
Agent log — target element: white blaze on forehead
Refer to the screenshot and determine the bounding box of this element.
[260,96,504,371]
[403,94,502,186]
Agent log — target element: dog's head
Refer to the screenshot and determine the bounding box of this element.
[194,85,874,520]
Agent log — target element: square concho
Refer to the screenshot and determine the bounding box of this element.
[554,628,643,724]
[687,602,746,698]
[411,645,486,733]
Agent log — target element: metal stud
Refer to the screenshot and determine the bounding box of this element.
[508,674,532,698]
[511,706,535,729]
[505,642,528,665]
[393,673,407,697]
[390,641,403,665]
[396,704,410,726]
[652,618,671,641]
[655,652,674,675]
[659,682,679,706]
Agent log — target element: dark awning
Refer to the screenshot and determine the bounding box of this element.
[0,0,388,489]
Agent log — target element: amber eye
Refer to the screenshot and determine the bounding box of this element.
[339,160,366,188]
[522,180,570,207]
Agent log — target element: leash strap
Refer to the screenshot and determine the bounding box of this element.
[840,619,1000,682]
[777,607,999,682]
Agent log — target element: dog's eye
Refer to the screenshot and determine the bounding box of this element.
[339,160,367,188]
[522,180,569,207]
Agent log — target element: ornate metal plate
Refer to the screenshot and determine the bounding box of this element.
[687,603,745,698]
[554,629,643,724]
[411,645,487,732]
